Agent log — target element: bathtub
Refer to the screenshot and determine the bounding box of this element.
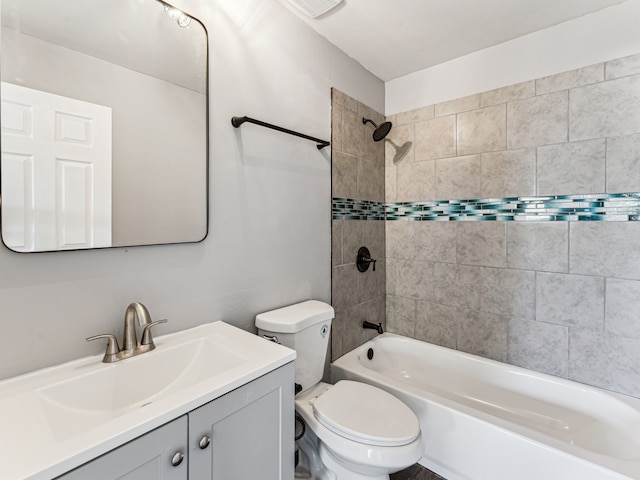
[331,333,640,480]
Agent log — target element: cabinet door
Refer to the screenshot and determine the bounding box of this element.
[189,363,294,480]
[57,416,187,480]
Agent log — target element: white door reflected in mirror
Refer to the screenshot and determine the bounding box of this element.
[1,82,112,252]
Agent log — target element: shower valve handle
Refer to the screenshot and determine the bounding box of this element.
[356,247,377,272]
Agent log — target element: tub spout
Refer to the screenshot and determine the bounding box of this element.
[363,321,383,334]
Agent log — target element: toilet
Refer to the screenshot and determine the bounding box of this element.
[256,300,423,480]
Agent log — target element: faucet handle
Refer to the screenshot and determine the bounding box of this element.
[86,334,121,363]
[141,319,168,347]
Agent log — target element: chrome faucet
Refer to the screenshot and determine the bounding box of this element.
[86,302,168,363]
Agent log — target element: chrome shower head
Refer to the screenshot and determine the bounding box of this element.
[362,117,392,142]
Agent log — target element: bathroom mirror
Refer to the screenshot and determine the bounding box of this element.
[0,0,208,252]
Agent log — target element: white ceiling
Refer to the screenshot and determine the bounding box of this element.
[279,0,628,81]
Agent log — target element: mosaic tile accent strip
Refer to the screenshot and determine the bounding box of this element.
[331,198,387,220]
[332,193,640,221]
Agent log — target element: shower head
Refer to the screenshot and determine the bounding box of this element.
[386,139,413,164]
[362,117,392,142]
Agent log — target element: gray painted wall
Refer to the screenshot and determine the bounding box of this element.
[0,0,384,380]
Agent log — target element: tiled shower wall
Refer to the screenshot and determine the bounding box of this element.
[384,53,640,398]
[331,89,386,360]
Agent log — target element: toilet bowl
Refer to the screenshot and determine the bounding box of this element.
[255,300,423,479]
[295,382,423,480]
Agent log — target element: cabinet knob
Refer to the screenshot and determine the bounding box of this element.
[171,451,184,467]
[199,435,211,449]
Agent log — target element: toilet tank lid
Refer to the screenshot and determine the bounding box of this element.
[255,300,334,333]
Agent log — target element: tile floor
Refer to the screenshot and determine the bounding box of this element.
[391,464,446,480]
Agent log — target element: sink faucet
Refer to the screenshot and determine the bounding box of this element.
[86,302,168,363]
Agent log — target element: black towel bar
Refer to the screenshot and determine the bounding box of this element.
[231,116,330,150]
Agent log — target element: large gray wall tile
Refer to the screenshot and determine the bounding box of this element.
[414,222,457,263]
[458,311,508,361]
[480,268,536,321]
[457,222,506,267]
[386,295,416,337]
[385,166,397,202]
[507,319,569,377]
[606,133,640,193]
[357,158,385,201]
[332,220,343,267]
[386,221,414,260]
[415,302,460,349]
[536,272,604,331]
[332,152,358,198]
[480,148,535,198]
[605,278,640,339]
[535,63,604,95]
[332,264,361,312]
[331,315,344,361]
[432,263,482,310]
[435,94,480,117]
[396,104,434,126]
[507,91,568,148]
[507,223,569,273]
[569,329,640,397]
[570,75,640,141]
[332,261,386,313]
[414,115,456,161]
[605,53,640,80]
[387,258,434,301]
[343,220,385,265]
[457,104,506,155]
[435,155,482,200]
[341,107,368,158]
[331,102,344,153]
[332,88,358,112]
[480,81,535,107]
[537,139,606,195]
[396,160,436,201]
[570,223,640,280]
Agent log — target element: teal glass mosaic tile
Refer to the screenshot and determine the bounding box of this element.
[332,193,640,221]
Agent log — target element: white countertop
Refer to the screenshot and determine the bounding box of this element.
[0,321,295,480]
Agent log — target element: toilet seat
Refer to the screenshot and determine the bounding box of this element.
[311,380,420,447]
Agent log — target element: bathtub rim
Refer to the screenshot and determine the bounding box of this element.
[331,332,640,480]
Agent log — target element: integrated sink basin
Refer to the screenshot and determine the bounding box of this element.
[39,337,244,415]
[0,321,295,480]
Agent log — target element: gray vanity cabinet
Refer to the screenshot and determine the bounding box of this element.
[56,363,294,480]
[188,362,295,480]
[57,415,188,480]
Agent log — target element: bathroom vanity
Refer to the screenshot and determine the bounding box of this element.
[59,363,292,479]
[0,322,295,480]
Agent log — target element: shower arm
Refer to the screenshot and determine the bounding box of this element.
[231,116,330,150]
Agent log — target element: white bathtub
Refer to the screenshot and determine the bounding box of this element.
[331,333,640,480]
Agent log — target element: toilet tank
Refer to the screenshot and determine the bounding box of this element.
[255,300,334,393]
